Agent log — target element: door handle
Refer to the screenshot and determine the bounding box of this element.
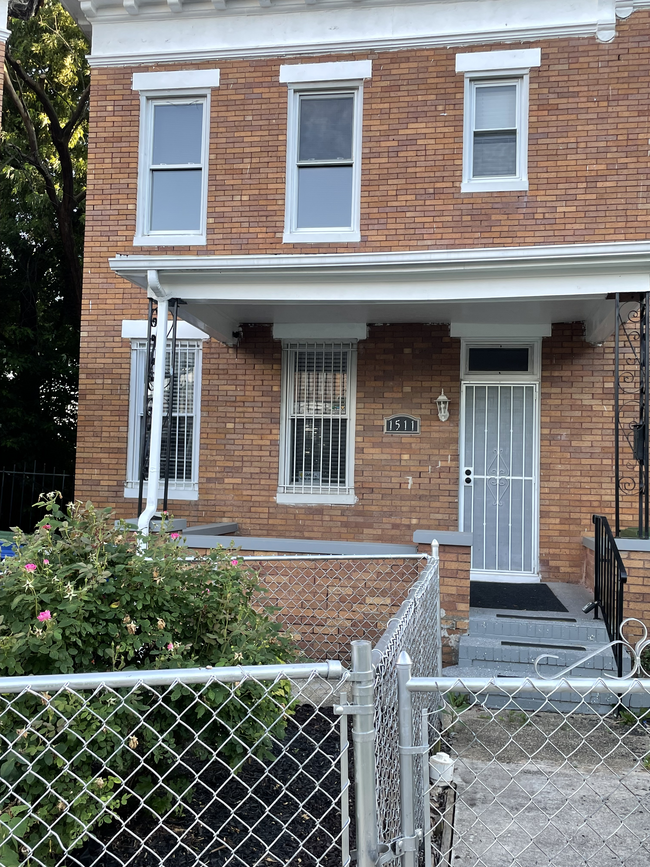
[464,468,472,486]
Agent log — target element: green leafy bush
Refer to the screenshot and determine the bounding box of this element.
[0,495,297,865]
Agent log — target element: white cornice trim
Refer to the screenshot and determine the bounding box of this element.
[110,241,650,283]
[87,23,597,68]
[0,28,10,43]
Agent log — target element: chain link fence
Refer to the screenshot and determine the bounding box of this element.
[245,555,426,663]
[371,548,442,847]
[403,673,650,867]
[0,663,350,867]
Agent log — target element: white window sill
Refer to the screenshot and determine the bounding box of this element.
[124,485,199,501]
[283,229,361,244]
[133,233,207,247]
[461,178,529,193]
[276,492,357,506]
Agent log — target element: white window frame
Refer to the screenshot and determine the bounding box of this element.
[133,69,220,246]
[277,341,358,505]
[125,338,203,501]
[460,338,542,382]
[281,61,371,244]
[457,48,540,194]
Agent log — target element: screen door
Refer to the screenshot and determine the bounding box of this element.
[461,383,538,579]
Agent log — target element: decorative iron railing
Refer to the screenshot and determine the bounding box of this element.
[0,463,73,534]
[592,514,627,677]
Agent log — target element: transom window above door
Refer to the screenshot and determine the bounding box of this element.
[461,340,540,380]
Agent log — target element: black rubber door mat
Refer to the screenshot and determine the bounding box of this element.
[470,582,569,612]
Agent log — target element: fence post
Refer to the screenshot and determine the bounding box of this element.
[350,639,379,867]
[397,650,417,867]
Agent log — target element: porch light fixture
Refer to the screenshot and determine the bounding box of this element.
[436,390,450,422]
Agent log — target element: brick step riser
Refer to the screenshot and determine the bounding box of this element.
[458,644,622,672]
[469,617,610,644]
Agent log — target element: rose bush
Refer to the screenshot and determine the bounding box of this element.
[0,495,297,865]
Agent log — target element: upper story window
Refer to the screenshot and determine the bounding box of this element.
[456,48,541,194]
[280,60,372,244]
[132,69,220,246]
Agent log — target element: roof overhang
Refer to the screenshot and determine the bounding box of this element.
[109,241,650,346]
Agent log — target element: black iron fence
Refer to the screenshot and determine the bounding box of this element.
[0,463,74,533]
[592,514,627,677]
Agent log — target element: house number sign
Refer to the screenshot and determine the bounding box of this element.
[384,414,421,435]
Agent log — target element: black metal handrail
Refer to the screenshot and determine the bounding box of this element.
[0,464,73,533]
[592,514,627,677]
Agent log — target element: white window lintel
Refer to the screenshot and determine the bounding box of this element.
[280,60,372,85]
[132,69,220,92]
[272,323,367,341]
[455,49,541,74]
[121,320,210,340]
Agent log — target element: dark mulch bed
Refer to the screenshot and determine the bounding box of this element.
[470,581,568,612]
[73,705,353,867]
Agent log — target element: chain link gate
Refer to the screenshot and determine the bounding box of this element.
[392,622,650,867]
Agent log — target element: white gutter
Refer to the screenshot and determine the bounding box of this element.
[110,239,650,286]
[138,273,167,535]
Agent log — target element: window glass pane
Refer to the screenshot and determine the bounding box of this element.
[474,85,516,130]
[138,344,197,484]
[473,131,517,177]
[150,169,202,232]
[290,418,347,486]
[297,166,353,228]
[468,347,530,372]
[152,103,203,165]
[298,95,354,162]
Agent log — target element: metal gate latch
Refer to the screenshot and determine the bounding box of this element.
[378,830,423,864]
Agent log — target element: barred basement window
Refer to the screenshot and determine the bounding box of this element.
[278,342,357,504]
[125,339,202,500]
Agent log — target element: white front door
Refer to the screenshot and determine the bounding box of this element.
[461,383,539,581]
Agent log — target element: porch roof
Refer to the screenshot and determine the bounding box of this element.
[109,240,650,345]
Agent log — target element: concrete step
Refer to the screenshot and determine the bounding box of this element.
[469,611,611,644]
[457,634,625,676]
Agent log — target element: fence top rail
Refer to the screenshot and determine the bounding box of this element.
[0,661,347,695]
[241,553,427,561]
[406,675,650,696]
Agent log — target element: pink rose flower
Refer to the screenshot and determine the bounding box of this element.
[42,524,51,530]
[43,559,49,565]
[37,611,52,622]
[167,643,174,651]
[231,558,238,566]
[25,564,37,572]
[170,532,180,540]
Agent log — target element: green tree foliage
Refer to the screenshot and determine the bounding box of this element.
[1,1,88,471]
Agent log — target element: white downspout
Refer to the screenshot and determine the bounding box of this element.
[138,272,168,535]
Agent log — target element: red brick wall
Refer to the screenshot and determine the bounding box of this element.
[82,14,650,259]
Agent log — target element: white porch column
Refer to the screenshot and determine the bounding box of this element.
[138,279,168,535]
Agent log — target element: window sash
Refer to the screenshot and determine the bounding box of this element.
[470,80,520,180]
[280,342,355,495]
[138,96,208,240]
[128,340,201,490]
[285,87,362,238]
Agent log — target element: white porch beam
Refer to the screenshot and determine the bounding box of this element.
[180,304,241,345]
[584,298,639,344]
[138,292,168,535]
